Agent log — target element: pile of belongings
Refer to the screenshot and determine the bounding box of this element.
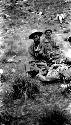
[36,63,71,82]
[27,60,71,82]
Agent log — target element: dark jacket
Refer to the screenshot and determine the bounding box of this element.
[28,42,41,60]
[39,38,60,63]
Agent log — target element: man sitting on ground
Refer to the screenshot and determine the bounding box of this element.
[37,29,60,65]
[28,31,43,60]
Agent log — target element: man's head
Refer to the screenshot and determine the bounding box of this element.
[44,29,52,39]
[33,34,40,42]
[29,32,43,45]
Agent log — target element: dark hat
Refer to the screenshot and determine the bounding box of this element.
[29,32,43,39]
[44,29,52,34]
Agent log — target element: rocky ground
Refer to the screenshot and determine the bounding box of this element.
[0,0,71,125]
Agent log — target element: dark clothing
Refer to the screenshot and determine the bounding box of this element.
[28,42,43,61]
[39,38,53,60]
[28,43,38,59]
[39,38,60,64]
[28,37,60,64]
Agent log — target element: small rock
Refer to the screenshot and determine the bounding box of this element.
[63,29,70,33]
[0,69,3,74]
[11,68,16,73]
[7,58,14,62]
[60,84,67,88]
[7,56,15,62]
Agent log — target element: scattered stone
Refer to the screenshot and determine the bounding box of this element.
[7,58,14,62]
[7,56,19,63]
[61,84,67,88]
[0,69,3,74]
[54,13,66,24]
[63,29,70,33]
[11,68,16,73]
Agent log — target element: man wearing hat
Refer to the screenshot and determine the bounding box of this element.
[44,29,52,40]
[39,29,60,64]
[27,30,48,78]
[28,30,43,60]
[37,29,53,62]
